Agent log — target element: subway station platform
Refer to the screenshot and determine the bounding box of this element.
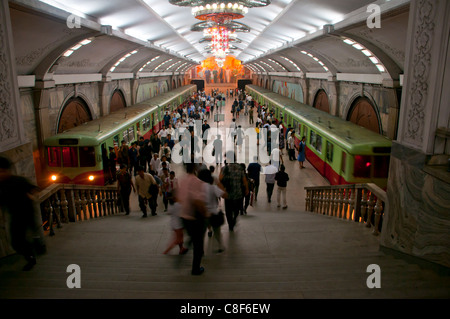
[1,91,449,300]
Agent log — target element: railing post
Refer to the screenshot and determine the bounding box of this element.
[46,199,55,236]
[325,189,333,216]
[366,192,375,228]
[81,190,88,220]
[60,189,69,223]
[332,189,338,217]
[52,192,62,228]
[373,198,383,236]
[112,191,119,214]
[106,191,112,215]
[101,190,108,216]
[337,188,344,218]
[349,187,356,222]
[305,189,310,211]
[361,188,369,222]
[67,189,77,222]
[318,190,323,214]
[91,190,98,218]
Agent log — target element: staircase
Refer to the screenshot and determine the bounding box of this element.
[1,206,449,299]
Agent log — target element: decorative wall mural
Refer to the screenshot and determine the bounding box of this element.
[272,80,304,103]
[136,80,169,103]
[190,56,250,83]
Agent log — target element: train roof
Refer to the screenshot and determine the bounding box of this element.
[44,85,196,146]
[246,85,391,154]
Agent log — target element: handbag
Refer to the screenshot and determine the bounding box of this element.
[210,210,225,228]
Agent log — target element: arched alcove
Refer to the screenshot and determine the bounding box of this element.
[347,97,381,134]
[313,89,330,113]
[110,89,126,113]
[57,97,92,133]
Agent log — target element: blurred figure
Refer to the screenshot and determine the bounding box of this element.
[219,151,249,231]
[116,164,135,215]
[163,190,188,255]
[0,156,40,271]
[247,157,262,202]
[198,169,227,253]
[178,163,208,275]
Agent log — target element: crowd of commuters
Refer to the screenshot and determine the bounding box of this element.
[1,87,306,275]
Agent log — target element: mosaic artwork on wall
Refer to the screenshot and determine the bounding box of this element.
[136,81,169,103]
[272,80,304,103]
[190,56,250,84]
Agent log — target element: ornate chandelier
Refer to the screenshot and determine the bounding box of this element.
[169,1,270,64]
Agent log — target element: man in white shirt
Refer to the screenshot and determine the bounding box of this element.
[287,130,296,161]
[150,153,161,173]
[264,161,277,203]
[158,126,168,145]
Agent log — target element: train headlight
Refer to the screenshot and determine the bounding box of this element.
[51,175,57,181]
[88,175,95,181]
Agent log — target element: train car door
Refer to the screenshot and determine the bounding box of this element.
[324,141,338,185]
[101,143,109,185]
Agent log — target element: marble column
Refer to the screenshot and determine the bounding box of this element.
[380,0,450,269]
[0,0,38,258]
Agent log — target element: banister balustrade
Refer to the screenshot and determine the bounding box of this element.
[304,183,387,235]
[37,184,120,235]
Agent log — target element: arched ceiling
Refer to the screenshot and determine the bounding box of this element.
[9,0,410,82]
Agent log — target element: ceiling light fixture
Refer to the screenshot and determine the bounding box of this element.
[170,1,270,65]
[342,37,387,73]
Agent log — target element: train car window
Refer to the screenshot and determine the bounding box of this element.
[310,130,316,148]
[354,155,372,178]
[374,156,390,178]
[341,151,346,173]
[326,141,334,162]
[293,119,298,132]
[310,130,322,153]
[142,117,149,131]
[316,134,322,153]
[47,147,61,167]
[122,130,128,143]
[62,147,78,167]
[128,127,135,142]
[79,146,96,167]
[113,135,119,147]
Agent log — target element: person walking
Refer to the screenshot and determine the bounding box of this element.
[219,151,249,231]
[247,157,262,202]
[135,166,158,217]
[163,190,188,255]
[198,169,227,253]
[275,164,289,209]
[249,105,254,125]
[264,161,277,203]
[178,163,208,275]
[0,156,41,271]
[116,164,135,215]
